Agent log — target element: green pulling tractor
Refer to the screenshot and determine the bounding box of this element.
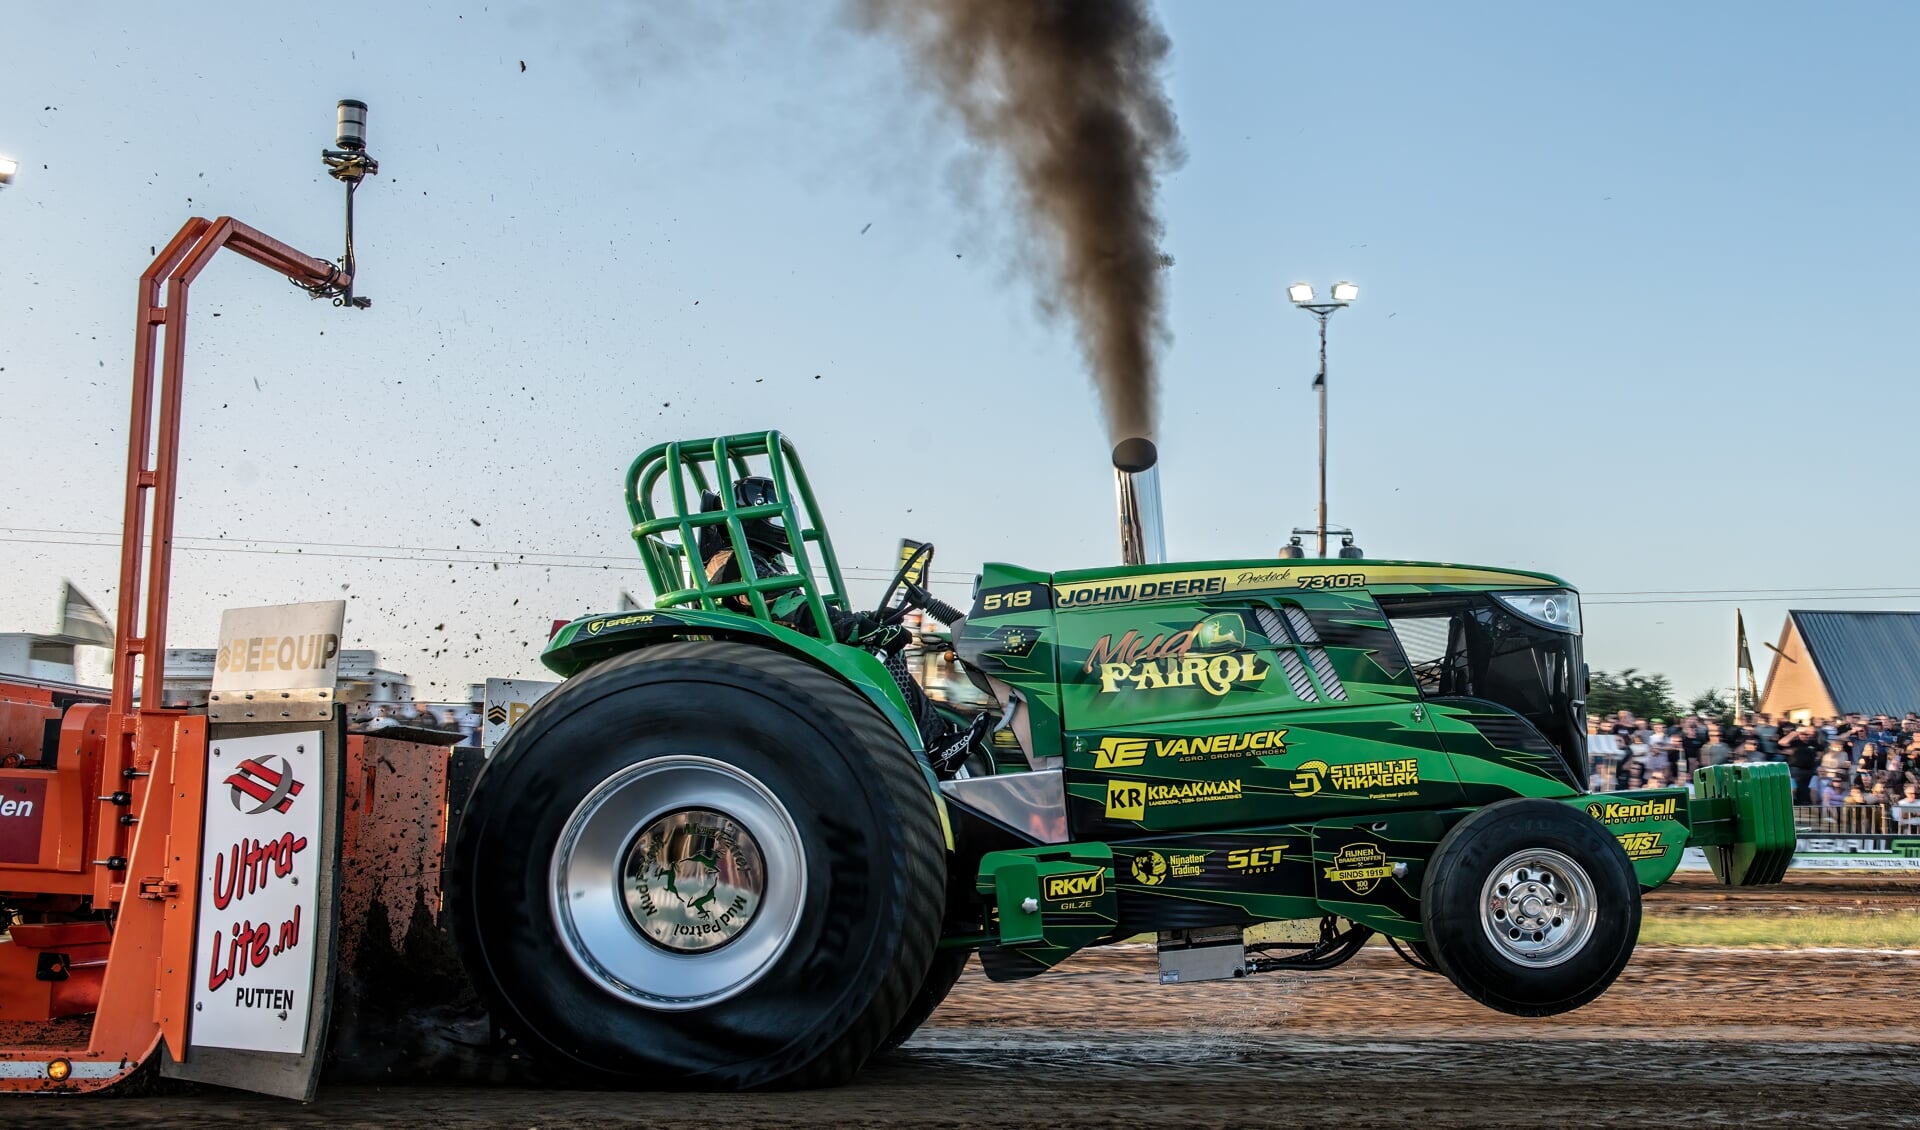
[448,431,1794,1091]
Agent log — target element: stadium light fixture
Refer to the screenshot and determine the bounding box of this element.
[1285,280,1361,556]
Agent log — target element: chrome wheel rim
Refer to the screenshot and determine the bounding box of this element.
[1478,847,1596,968]
[550,756,806,1011]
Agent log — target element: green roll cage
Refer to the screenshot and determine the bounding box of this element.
[626,430,850,641]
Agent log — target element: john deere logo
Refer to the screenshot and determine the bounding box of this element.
[1131,850,1169,886]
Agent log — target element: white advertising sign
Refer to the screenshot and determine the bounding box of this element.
[210,601,347,694]
[482,678,561,753]
[190,730,325,1054]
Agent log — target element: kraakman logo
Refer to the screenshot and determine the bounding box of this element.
[225,756,304,815]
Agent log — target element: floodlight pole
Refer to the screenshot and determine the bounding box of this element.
[1295,302,1343,558]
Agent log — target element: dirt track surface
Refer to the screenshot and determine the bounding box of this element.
[4,877,1917,1128]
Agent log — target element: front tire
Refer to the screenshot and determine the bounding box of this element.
[1421,798,1640,1016]
[448,641,945,1090]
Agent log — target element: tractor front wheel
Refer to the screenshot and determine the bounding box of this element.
[448,641,946,1090]
[1421,798,1640,1016]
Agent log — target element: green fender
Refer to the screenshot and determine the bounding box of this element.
[543,607,954,849]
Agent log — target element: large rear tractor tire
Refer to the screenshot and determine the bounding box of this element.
[448,641,946,1090]
[878,946,971,1053]
[1421,798,1640,1016]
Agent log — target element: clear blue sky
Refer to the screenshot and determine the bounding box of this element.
[3,1,1917,700]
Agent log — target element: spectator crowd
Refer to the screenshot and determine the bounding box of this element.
[1591,710,1920,827]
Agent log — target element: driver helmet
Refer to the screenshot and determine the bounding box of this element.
[697,475,788,562]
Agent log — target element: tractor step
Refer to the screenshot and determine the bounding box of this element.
[1156,926,1245,984]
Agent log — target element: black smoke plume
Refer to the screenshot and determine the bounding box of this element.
[853,0,1182,443]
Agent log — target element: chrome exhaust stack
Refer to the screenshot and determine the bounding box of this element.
[1113,437,1166,566]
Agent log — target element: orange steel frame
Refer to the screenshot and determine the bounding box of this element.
[0,219,350,1091]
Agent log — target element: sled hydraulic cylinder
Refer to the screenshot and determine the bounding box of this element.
[1113,437,1166,567]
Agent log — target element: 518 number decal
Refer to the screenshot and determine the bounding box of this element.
[1297,573,1366,590]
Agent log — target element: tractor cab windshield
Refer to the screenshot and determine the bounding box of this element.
[1379,589,1587,782]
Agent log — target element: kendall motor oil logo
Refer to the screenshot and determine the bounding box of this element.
[1083,613,1267,696]
[225,756,305,815]
[1585,796,1679,825]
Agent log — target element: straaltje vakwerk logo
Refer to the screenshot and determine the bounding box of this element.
[225,756,305,815]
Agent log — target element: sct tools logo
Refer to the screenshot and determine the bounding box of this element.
[225,756,305,815]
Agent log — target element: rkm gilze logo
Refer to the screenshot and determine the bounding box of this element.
[224,756,304,815]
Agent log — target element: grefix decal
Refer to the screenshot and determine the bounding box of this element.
[585,613,656,636]
[1084,613,1267,696]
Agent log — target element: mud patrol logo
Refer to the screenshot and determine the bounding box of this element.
[1084,613,1268,696]
[626,810,763,953]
